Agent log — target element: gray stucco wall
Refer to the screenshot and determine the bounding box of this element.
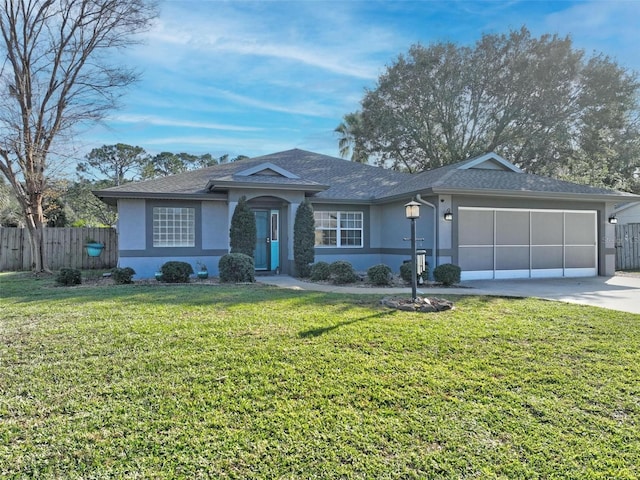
[118,198,228,279]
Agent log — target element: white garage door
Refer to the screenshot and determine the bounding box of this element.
[458,208,597,280]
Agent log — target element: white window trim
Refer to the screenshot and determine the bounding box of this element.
[314,210,363,248]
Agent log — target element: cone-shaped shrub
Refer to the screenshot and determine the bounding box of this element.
[230,195,256,257]
[294,199,315,277]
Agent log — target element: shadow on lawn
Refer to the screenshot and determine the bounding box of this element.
[298,310,397,338]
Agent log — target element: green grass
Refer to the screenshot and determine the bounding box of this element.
[1,272,639,479]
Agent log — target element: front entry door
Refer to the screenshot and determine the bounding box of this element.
[254,210,270,270]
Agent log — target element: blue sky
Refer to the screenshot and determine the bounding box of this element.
[83,0,640,160]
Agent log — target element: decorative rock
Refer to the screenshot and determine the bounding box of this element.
[380,296,454,313]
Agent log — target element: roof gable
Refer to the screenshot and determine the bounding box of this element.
[235,162,300,179]
[457,153,522,173]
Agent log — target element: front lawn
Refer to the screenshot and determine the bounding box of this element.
[1,272,639,478]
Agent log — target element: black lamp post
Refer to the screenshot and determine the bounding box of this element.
[405,200,420,301]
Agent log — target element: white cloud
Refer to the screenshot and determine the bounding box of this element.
[108,114,263,132]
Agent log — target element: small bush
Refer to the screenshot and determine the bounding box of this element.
[310,261,331,281]
[367,264,392,286]
[56,268,81,286]
[160,261,194,283]
[329,260,358,284]
[400,261,429,284]
[399,262,413,284]
[433,263,461,286]
[219,253,255,283]
[112,267,136,284]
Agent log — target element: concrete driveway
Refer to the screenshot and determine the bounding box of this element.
[259,274,640,315]
[461,275,640,315]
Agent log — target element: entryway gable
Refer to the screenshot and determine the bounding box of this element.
[236,162,300,179]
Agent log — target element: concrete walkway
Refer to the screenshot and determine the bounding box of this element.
[258,274,640,315]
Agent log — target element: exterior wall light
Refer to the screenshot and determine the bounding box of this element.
[608,215,618,225]
[443,208,453,221]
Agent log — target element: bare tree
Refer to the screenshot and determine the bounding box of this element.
[0,0,157,272]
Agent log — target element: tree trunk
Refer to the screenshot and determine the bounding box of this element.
[23,197,50,274]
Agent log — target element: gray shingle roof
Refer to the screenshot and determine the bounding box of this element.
[95,148,638,203]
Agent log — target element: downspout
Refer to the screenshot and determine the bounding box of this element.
[415,194,438,274]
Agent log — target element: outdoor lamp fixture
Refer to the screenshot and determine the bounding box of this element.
[608,215,618,225]
[443,208,453,221]
[405,200,420,220]
[404,200,421,301]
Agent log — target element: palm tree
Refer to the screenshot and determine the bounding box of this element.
[335,112,369,163]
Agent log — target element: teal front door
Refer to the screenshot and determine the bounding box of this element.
[254,210,269,270]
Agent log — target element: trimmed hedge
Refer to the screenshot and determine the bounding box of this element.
[367,264,392,286]
[433,263,461,286]
[294,199,315,277]
[310,261,331,281]
[160,261,194,283]
[219,253,255,283]
[56,268,81,286]
[111,267,136,284]
[399,262,413,284]
[329,260,358,284]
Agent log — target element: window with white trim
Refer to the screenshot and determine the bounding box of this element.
[153,207,195,247]
[314,211,363,247]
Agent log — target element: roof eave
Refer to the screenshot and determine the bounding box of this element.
[206,180,329,193]
[93,191,228,205]
[430,187,640,202]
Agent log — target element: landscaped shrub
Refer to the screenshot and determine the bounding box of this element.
[294,199,315,277]
[111,267,136,284]
[56,268,81,286]
[433,263,461,286]
[367,264,392,286]
[229,196,257,257]
[219,253,255,283]
[399,262,413,284]
[160,261,194,283]
[310,261,331,281]
[329,260,358,284]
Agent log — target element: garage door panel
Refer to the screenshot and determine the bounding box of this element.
[531,246,563,269]
[459,247,493,271]
[496,211,529,245]
[565,212,596,245]
[565,246,596,269]
[532,212,563,245]
[459,209,493,245]
[496,246,529,270]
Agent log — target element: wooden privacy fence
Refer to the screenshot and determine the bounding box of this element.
[615,224,640,271]
[0,227,118,271]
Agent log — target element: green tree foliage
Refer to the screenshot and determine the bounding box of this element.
[140,152,250,180]
[141,152,213,179]
[77,144,150,186]
[344,27,640,192]
[293,199,315,277]
[65,179,118,227]
[335,112,369,164]
[229,196,256,257]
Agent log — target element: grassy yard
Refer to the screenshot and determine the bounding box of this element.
[1,272,639,479]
